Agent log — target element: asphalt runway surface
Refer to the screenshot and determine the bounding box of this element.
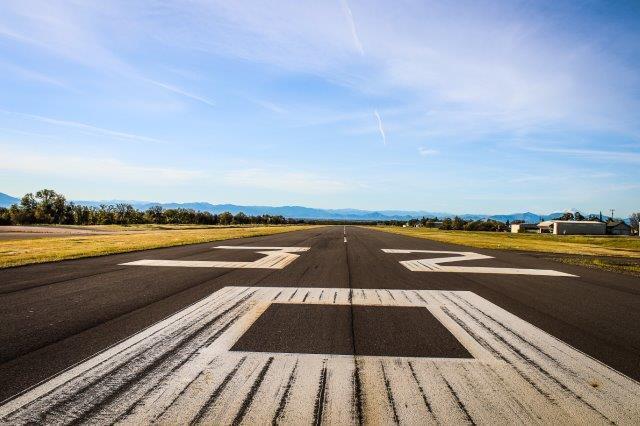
[0,225,639,424]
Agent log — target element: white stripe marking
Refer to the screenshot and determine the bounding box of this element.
[382,249,577,277]
[2,286,637,424]
[120,246,310,269]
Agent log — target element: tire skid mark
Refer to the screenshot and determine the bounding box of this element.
[440,305,556,403]
[47,292,255,423]
[272,360,299,425]
[190,356,248,424]
[3,287,639,425]
[380,361,400,424]
[352,358,364,425]
[443,292,616,424]
[13,288,245,422]
[113,315,242,423]
[407,360,433,415]
[232,357,274,426]
[435,365,475,425]
[312,360,328,426]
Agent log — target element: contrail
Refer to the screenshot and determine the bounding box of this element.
[374,110,386,145]
[143,78,216,107]
[341,0,364,55]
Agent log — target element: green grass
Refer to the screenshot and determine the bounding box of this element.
[550,256,640,277]
[0,225,318,268]
[369,226,640,258]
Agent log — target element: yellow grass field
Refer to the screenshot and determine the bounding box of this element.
[369,226,640,258]
[0,225,317,268]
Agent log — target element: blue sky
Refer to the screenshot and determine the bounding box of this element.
[0,1,639,215]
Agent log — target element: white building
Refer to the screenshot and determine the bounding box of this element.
[537,220,606,235]
[510,223,539,233]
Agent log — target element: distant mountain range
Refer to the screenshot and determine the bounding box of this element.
[0,191,569,222]
[0,192,19,207]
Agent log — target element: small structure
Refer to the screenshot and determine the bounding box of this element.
[537,220,606,235]
[511,223,538,233]
[606,221,632,236]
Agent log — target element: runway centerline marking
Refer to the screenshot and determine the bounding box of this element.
[119,246,310,269]
[2,286,637,424]
[382,249,577,277]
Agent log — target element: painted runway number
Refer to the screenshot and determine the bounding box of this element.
[383,249,577,277]
[120,246,310,269]
[2,286,637,424]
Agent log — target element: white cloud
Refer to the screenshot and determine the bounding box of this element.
[373,110,386,145]
[0,109,167,145]
[523,147,640,164]
[142,78,215,107]
[418,147,438,156]
[340,0,364,55]
[0,145,204,183]
[0,61,68,89]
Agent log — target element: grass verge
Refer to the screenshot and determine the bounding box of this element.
[369,226,640,275]
[0,225,317,268]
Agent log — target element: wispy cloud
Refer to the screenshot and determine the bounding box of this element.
[251,99,287,114]
[0,109,167,145]
[0,61,68,89]
[373,110,386,145]
[524,147,640,164]
[0,145,203,183]
[143,78,215,107]
[340,0,364,55]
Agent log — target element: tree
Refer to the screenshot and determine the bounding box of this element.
[574,211,585,221]
[144,206,165,224]
[451,216,466,230]
[219,211,233,225]
[559,212,575,221]
[0,207,11,225]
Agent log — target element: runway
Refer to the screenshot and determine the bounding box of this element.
[1,225,639,423]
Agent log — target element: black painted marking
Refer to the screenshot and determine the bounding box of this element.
[232,357,274,426]
[302,291,310,303]
[333,291,337,304]
[272,290,282,301]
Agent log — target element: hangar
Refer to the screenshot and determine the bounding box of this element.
[537,220,606,235]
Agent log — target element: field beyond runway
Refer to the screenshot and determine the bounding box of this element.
[0,225,316,268]
[0,226,638,423]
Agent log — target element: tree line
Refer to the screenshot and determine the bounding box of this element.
[405,216,509,231]
[0,189,302,226]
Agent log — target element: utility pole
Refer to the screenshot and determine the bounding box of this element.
[610,209,615,221]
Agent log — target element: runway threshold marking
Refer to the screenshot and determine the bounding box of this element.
[382,249,577,277]
[2,286,637,424]
[119,246,310,269]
